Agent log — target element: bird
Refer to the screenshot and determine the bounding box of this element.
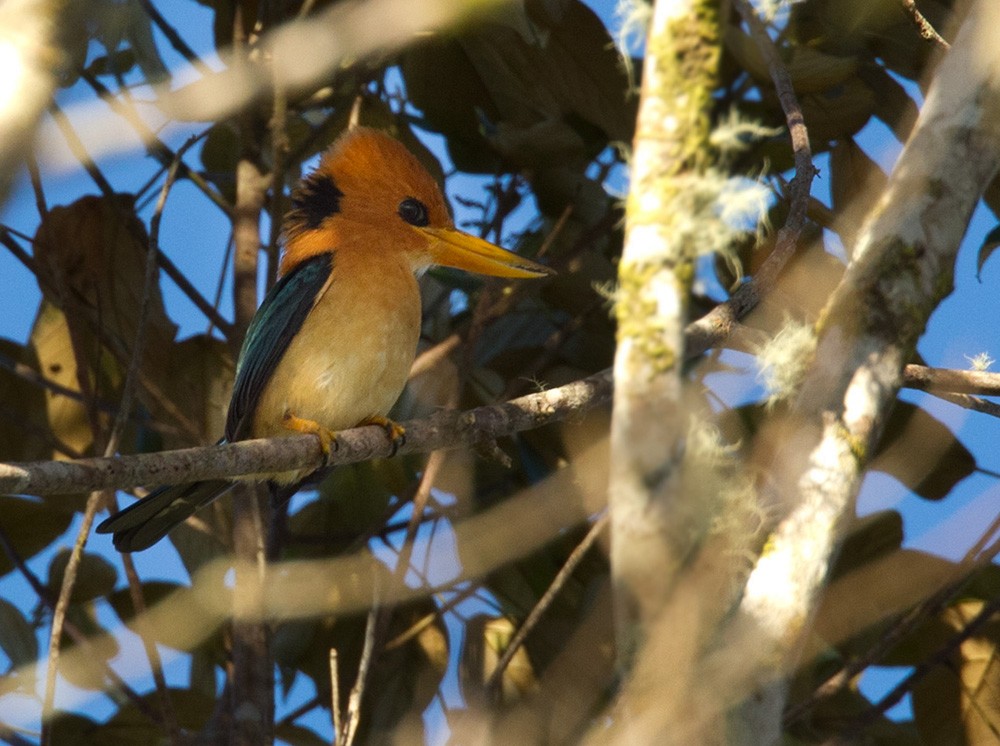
[96,127,552,552]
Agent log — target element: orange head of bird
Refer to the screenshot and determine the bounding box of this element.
[281,127,553,279]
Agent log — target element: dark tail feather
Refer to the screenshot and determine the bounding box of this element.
[96,480,232,552]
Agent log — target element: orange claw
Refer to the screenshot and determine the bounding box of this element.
[283,412,338,465]
[359,415,406,456]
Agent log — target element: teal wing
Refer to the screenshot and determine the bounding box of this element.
[225,253,335,441]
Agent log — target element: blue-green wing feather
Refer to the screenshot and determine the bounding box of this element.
[225,253,334,441]
[96,253,335,552]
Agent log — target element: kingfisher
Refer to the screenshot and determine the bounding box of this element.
[97,127,551,551]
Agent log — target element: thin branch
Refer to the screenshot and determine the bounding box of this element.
[81,71,233,219]
[330,649,342,738]
[901,0,951,49]
[0,370,613,495]
[829,593,1000,744]
[26,148,47,218]
[42,142,191,744]
[105,148,192,744]
[485,512,609,696]
[686,0,817,360]
[136,0,215,76]
[48,101,115,198]
[340,602,378,746]
[902,363,1000,395]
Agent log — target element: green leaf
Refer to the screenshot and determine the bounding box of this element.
[817,549,958,657]
[828,510,903,582]
[0,338,52,464]
[275,723,330,746]
[0,496,75,575]
[106,580,183,624]
[911,600,1000,745]
[47,549,117,603]
[976,224,1000,280]
[871,401,975,501]
[0,597,38,681]
[102,688,218,744]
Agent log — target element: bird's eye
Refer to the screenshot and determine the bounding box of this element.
[398,198,430,227]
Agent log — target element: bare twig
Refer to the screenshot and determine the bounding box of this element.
[330,648,342,738]
[48,101,115,198]
[0,369,613,496]
[136,0,215,76]
[81,72,233,219]
[902,363,1000,394]
[26,148,47,218]
[828,593,1000,744]
[686,0,817,360]
[340,602,379,746]
[485,512,609,696]
[901,0,951,49]
[41,142,191,744]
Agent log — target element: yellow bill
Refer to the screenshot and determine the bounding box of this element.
[420,226,554,278]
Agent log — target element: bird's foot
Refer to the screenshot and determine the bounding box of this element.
[283,412,339,466]
[359,415,406,456]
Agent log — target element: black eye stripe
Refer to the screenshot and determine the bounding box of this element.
[398,197,429,227]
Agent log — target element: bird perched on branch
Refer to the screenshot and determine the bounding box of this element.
[97,127,551,551]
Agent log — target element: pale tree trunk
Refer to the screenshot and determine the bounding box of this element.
[607,0,723,740]
[721,0,1000,740]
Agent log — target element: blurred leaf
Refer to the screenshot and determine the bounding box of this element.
[871,401,975,501]
[111,576,226,659]
[0,338,52,462]
[47,549,117,603]
[0,597,38,687]
[102,688,217,743]
[461,614,538,705]
[118,0,170,84]
[725,25,859,93]
[962,563,1000,603]
[200,122,240,203]
[275,723,329,746]
[829,137,887,251]
[49,713,100,744]
[818,549,957,656]
[0,496,75,575]
[84,48,137,79]
[403,0,634,173]
[828,510,904,582]
[106,580,183,624]
[58,603,119,690]
[976,224,1000,280]
[911,600,1000,745]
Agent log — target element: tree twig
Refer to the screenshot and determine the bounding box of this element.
[0,370,613,496]
[900,0,951,49]
[340,600,379,746]
[685,0,817,360]
[485,512,609,696]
